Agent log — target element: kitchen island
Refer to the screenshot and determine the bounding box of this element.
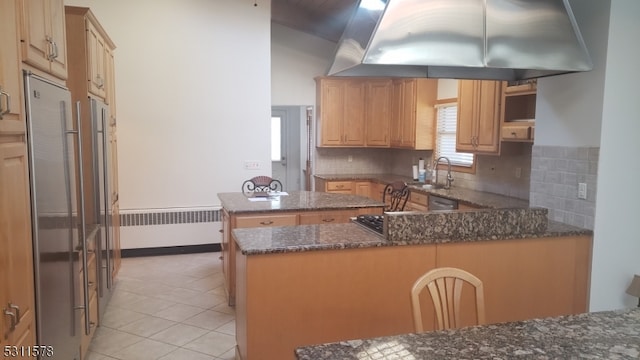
[217,191,384,305]
[233,221,592,360]
[296,308,640,359]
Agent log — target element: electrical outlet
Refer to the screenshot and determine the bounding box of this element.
[578,182,587,199]
[515,167,522,178]
[244,161,261,170]
[348,155,353,162]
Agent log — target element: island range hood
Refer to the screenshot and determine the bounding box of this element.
[327,0,593,81]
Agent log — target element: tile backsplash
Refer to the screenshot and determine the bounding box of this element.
[529,145,599,229]
[314,143,532,200]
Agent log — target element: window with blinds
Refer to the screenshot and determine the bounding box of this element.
[435,103,474,167]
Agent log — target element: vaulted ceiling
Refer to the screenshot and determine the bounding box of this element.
[271,0,358,43]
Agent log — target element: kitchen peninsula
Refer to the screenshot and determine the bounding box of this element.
[296,308,640,359]
[217,191,384,305]
[232,214,592,360]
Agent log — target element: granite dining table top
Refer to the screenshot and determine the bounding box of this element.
[295,308,640,359]
[217,190,384,213]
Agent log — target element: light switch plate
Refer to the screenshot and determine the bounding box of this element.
[244,161,261,170]
[578,182,587,199]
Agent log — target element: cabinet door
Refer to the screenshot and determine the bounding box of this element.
[474,80,501,153]
[318,79,345,146]
[365,80,391,146]
[400,79,417,147]
[86,20,106,99]
[20,0,51,73]
[456,80,477,152]
[0,142,36,347]
[343,80,365,146]
[390,80,404,146]
[48,0,67,79]
[0,0,24,133]
[355,181,371,198]
[105,47,117,111]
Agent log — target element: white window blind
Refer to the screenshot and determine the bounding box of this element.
[435,103,474,167]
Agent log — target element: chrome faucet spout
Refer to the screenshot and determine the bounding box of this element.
[434,156,454,189]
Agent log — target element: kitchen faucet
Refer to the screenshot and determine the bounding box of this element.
[434,156,454,189]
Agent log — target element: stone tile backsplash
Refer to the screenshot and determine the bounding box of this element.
[529,145,599,229]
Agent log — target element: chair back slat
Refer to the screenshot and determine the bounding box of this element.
[411,267,486,332]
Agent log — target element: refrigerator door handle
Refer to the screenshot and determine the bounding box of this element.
[71,100,91,335]
[61,100,78,338]
[101,112,113,289]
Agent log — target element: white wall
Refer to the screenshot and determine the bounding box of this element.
[64,0,272,247]
[65,0,272,208]
[535,0,609,147]
[535,0,640,310]
[590,0,640,310]
[271,23,336,106]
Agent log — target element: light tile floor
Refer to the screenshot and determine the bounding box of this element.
[86,252,236,360]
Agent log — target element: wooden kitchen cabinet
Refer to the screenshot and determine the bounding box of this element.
[406,191,429,212]
[354,181,371,198]
[500,80,536,142]
[19,0,68,80]
[365,79,392,147]
[222,206,382,306]
[0,0,24,133]
[390,78,438,150]
[457,80,501,154]
[0,142,37,350]
[1,0,37,350]
[316,77,365,147]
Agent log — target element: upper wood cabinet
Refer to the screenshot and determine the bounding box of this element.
[316,77,366,147]
[365,79,392,147]
[66,6,116,102]
[19,0,68,80]
[0,0,24,134]
[390,78,438,150]
[456,80,501,154]
[500,80,536,142]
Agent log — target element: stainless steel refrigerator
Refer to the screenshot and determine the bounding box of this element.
[24,72,86,360]
[90,97,114,319]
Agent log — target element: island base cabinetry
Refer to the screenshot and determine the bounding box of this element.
[235,235,592,360]
[221,207,383,306]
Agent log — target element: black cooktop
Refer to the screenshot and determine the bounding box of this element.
[354,214,384,234]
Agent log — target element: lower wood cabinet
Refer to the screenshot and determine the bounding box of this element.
[407,191,429,211]
[221,206,383,306]
[235,235,592,360]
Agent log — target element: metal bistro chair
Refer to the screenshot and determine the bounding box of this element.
[242,176,283,194]
[382,181,410,212]
[411,267,486,332]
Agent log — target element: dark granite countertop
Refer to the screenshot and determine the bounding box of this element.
[233,221,592,255]
[314,173,529,209]
[296,308,640,359]
[218,191,384,214]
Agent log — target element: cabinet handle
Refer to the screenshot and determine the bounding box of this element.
[322,218,335,223]
[0,87,11,118]
[219,229,224,233]
[336,184,344,188]
[259,220,274,225]
[8,303,20,325]
[52,40,59,59]
[45,36,55,61]
[3,308,17,332]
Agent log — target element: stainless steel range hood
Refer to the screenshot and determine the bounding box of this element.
[327,0,593,81]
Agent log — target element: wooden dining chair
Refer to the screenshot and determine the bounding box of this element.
[242,176,283,193]
[382,181,410,212]
[411,267,486,332]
